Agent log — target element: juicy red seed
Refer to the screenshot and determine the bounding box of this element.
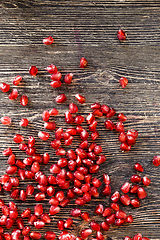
[106,213,116,224]
[13,134,24,143]
[65,111,73,123]
[90,220,101,231]
[89,120,97,131]
[93,109,103,117]
[80,212,90,222]
[13,75,22,86]
[142,176,151,186]
[121,182,130,193]
[35,193,45,201]
[16,159,26,168]
[79,57,88,68]
[10,189,19,199]
[120,194,131,206]
[126,135,136,145]
[16,217,24,229]
[126,214,133,223]
[130,185,139,193]
[131,198,141,208]
[66,128,77,135]
[96,231,104,240]
[115,210,127,219]
[0,83,10,92]
[130,174,141,183]
[55,191,64,202]
[94,204,104,215]
[86,113,95,125]
[81,229,92,239]
[118,132,127,143]
[20,190,27,201]
[57,158,68,167]
[96,155,106,165]
[64,218,73,228]
[21,208,31,218]
[91,102,101,109]
[111,191,120,202]
[89,165,99,173]
[100,104,110,114]
[9,89,18,100]
[103,207,111,217]
[133,233,142,240]
[2,148,12,156]
[41,213,51,223]
[102,185,111,196]
[92,178,102,188]
[30,232,41,239]
[119,77,128,88]
[26,184,34,195]
[79,140,88,149]
[115,122,125,132]
[42,110,50,121]
[50,71,62,81]
[46,64,57,74]
[20,95,28,106]
[75,94,86,104]
[22,226,31,236]
[91,131,99,140]
[34,220,45,229]
[101,221,110,231]
[103,174,111,185]
[117,29,126,40]
[104,119,115,130]
[6,166,17,174]
[38,131,49,141]
[19,118,29,127]
[43,36,54,45]
[57,220,64,230]
[44,231,56,240]
[124,237,132,240]
[117,113,127,122]
[50,139,61,150]
[34,204,43,216]
[31,162,40,173]
[29,66,38,76]
[120,143,131,151]
[69,103,78,113]
[64,73,73,84]
[70,208,81,217]
[153,155,160,166]
[137,187,147,199]
[44,122,56,131]
[127,129,138,138]
[19,143,27,150]
[1,174,10,184]
[56,94,67,103]
[10,177,19,186]
[94,145,102,154]
[110,202,119,211]
[50,164,61,174]
[115,218,125,226]
[106,108,116,118]
[135,163,144,172]
[1,116,11,125]
[49,205,60,215]
[49,197,59,206]
[7,154,15,165]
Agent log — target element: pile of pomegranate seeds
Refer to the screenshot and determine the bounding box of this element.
[0,33,153,240]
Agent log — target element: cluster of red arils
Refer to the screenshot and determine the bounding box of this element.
[124,234,150,240]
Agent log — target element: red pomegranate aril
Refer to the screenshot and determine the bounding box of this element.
[49,197,59,206]
[43,36,54,45]
[10,177,19,187]
[90,220,100,231]
[117,113,127,122]
[89,165,99,173]
[20,190,27,201]
[2,148,12,156]
[115,218,125,226]
[94,145,102,155]
[34,204,43,216]
[0,215,7,225]
[60,198,70,207]
[126,135,136,145]
[13,134,24,143]
[49,206,60,215]
[86,113,95,125]
[130,185,139,193]
[91,131,99,140]
[50,140,61,150]
[74,115,85,125]
[65,111,73,124]
[29,66,38,76]
[101,221,110,231]
[25,170,34,179]
[103,174,111,185]
[75,197,85,206]
[93,109,103,117]
[92,178,102,188]
[56,94,67,103]
[91,102,101,110]
[135,163,144,172]
[35,193,45,201]
[103,207,111,217]
[21,208,31,218]
[16,217,24,229]
[50,72,62,81]
[57,220,64,231]
[42,110,50,121]
[31,162,40,173]
[83,192,92,202]
[3,181,12,191]
[119,77,128,88]
[20,95,28,106]
[120,195,131,206]
[34,220,45,229]
[49,108,58,116]
[12,75,22,86]
[115,122,125,132]
[96,155,106,165]
[0,82,10,92]
[2,205,9,216]
[142,176,151,186]
[7,154,15,165]
[111,191,120,202]
[121,182,130,193]
[0,199,4,208]
[102,185,111,196]
[46,64,57,74]
[10,189,19,199]
[110,202,119,211]
[44,231,56,240]
[38,131,49,141]
[96,231,104,240]
[131,175,141,183]
[41,213,51,223]
[81,183,90,192]
[153,155,160,166]
[106,108,116,118]
[75,94,86,104]
[116,210,127,219]
[76,125,84,133]
[22,226,31,236]
[127,129,138,139]
[70,208,81,218]
[66,128,77,135]
[28,214,37,225]
[126,214,133,223]
[89,120,97,131]
[3,233,11,240]
[65,136,73,146]
[30,232,41,239]
[9,89,18,100]
[26,184,34,195]
[131,198,140,208]
[55,191,64,202]
[6,166,17,174]
[80,212,90,222]
[104,119,115,130]
[133,233,142,240]
[117,29,126,40]
[137,187,147,199]
[94,204,104,215]
[79,57,88,68]
[106,213,116,224]
[23,157,33,165]
[51,80,62,88]
[19,143,27,150]
[81,228,92,239]
[69,103,78,114]
[120,143,131,151]
[64,218,73,228]
[16,159,26,168]
[64,73,73,84]
[79,140,88,149]
[1,116,11,125]
[19,118,29,127]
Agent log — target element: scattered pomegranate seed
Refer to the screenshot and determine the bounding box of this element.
[142,176,151,186]
[0,83,10,92]
[130,174,141,183]
[117,113,127,122]
[30,232,41,239]
[44,231,56,240]
[94,204,104,215]
[64,73,73,84]
[119,77,128,88]
[120,194,131,206]
[29,66,38,76]
[56,94,67,103]
[111,191,120,202]
[152,155,160,166]
[46,64,57,74]
[38,131,50,141]
[9,89,18,100]
[79,57,88,68]
[120,143,131,151]
[81,228,92,239]
[19,118,29,127]
[134,163,144,172]
[13,75,22,85]
[137,187,147,199]
[121,182,130,193]
[117,29,126,40]
[133,233,142,240]
[1,116,11,125]
[43,36,54,45]
[20,95,28,106]
[75,94,86,104]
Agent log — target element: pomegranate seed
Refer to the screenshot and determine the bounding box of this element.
[94,204,104,215]
[117,29,126,40]
[133,233,142,240]
[19,118,29,127]
[96,231,104,240]
[2,148,12,156]
[44,231,56,240]
[28,214,37,225]
[51,80,62,88]
[70,208,81,217]
[121,182,130,193]
[20,190,27,201]
[126,214,133,223]
[22,226,31,236]
[34,204,43,216]
[92,178,102,188]
[35,193,45,201]
[101,221,110,231]
[89,165,99,173]
[1,116,11,125]
[42,110,50,121]
[41,213,51,223]
[30,232,41,239]
[9,89,18,100]
[137,187,147,199]
[106,213,116,224]
[124,237,132,240]
[26,184,34,195]
[119,77,128,88]
[130,174,141,183]
[120,143,131,151]
[126,135,136,145]
[20,95,28,106]
[96,155,106,165]
[10,189,19,199]
[6,165,17,174]
[10,177,19,186]
[75,94,86,104]
[50,139,61,150]
[57,220,64,230]
[116,210,127,219]
[104,119,115,130]
[64,218,73,228]
[79,57,88,68]
[111,191,120,202]
[120,194,131,206]
[21,208,31,218]
[89,120,97,131]
[127,129,138,138]
[117,113,127,122]
[38,131,49,141]
[142,176,151,186]
[94,145,102,155]
[19,143,27,150]
[50,71,62,81]
[13,75,22,86]
[43,36,54,45]
[13,134,24,143]
[115,218,125,226]
[115,122,125,132]
[56,94,67,103]
[65,111,73,123]
[90,220,100,231]
[49,197,59,206]
[69,103,78,113]
[102,185,111,196]
[31,162,40,173]
[106,108,116,118]
[131,198,140,208]
[64,73,73,84]
[16,159,26,168]
[49,206,60,215]
[134,163,144,172]
[75,197,85,206]
[110,202,119,211]
[46,64,57,74]
[7,154,15,165]
[91,131,99,140]
[79,140,88,149]
[0,83,10,92]
[130,185,139,193]
[81,228,92,239]
[103,207,111,217]
[34,220,45,229]
[153,155,160,166]
[103,174,111,185]
[29,66,38,76]
[16,217,24,229]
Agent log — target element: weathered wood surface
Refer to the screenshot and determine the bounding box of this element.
[0,1,160,239]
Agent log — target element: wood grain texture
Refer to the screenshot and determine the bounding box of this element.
[0,1,160,239]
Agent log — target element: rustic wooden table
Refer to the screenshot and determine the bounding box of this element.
[0,1,160,239]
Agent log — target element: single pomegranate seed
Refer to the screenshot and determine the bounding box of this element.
[42,110,50,121]
[70,208,81,217]
[44,231,56,240]
[133,233,142,240]
[75,197,85,206]
[130,185,139,193]
[120,143,131,151]
[134,163,144,172]
[2,148,12,156]
[152,155,160,166]
[126,214,133,223]
[119,77,128,88]
[92,178,102,188]
[117,113,127,122]
[91,131,99,140]
[20,95,28,106]
[28,214,37,225]
[110,202,119,211]
[117,29,126,40]
[56,94,67,103]
[50,71,62,81]
[75,94,86,104]
[106,108,116,118]
[1,116,11,125]
[10,177,19,186]
[49,197,59,206]
[102,207,111,217]
[13,75,22,86]
[103,174,111,185]
[90,220,100,231]
[19,118,29,127]
[121,182,130,193]
[101,221,110,231]
[74,115,85,124]
[137,187,147,199]
[7,154,15,165]
[81,212,90,222]
[20,190,27,201]
[94,204,104,215]
[51,80,62,88]
[65,136,73,146]
[9,89,18,100]
[46,64,57,74]
[6,165,17,174]
[127,129,138,138]
[142,176,151,186]
[26,184,34,195]
[131,198,141,208]
[79,140,88,149]
[38,131,49,141]
[64,73,73,84]
[115,122,125,132]
[43,36,54,45]
[116,210,127,219]
[96,231,104,240]
[111,191,120,202]
[49,205,60,215]
[0,82,10,92]
[10,189,19,199]
[89,165,99,173]
[13,134,24,143]
[30,232,41,239]
[96,155,106,165]
[57,220,64,230]
[120,194,131,206]
[35,193,45,201]
[102,185,111,196]
[81,228,92,239]
[34,220,45,229]
[124,237,132,240]
[104,119,115,130]
[130,174,141,183]
[16,217,24,229]
[90,102,101,109]
[21,208,31,218]
[64,218,73,228]
[69,103,78,113]
[29,66,38,76]
[79,57,88,68]
[31,162,40,173]
[41,213,51,223]
[65,111,73,124]
[115,218,125,226]
[106,213,116,224]
[126,135,136,145]
[86,113,95,125]
[34,204,43,216]
[22,226,31,236]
